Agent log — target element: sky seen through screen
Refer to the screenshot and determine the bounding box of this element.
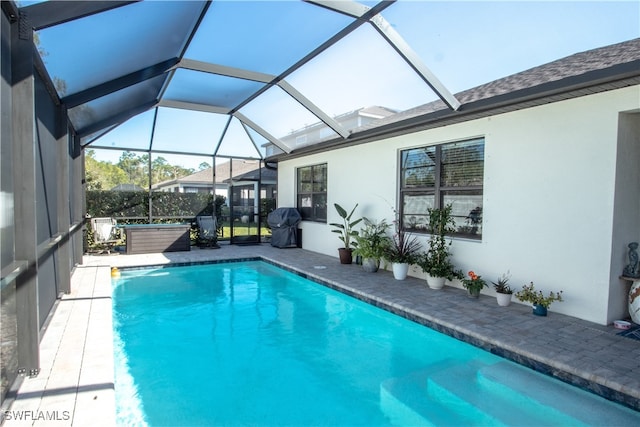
[25,0,639,170]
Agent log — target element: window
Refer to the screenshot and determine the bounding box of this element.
[295,134,307,146]
[400,138,484,239]
[297,163,327,222]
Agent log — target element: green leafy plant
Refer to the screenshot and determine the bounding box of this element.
[461,270,488,293]
[329,203,362,249]
[417,204,463,280]
[353,218,392,260]
[515,282,563,308]
[492,271,513,294]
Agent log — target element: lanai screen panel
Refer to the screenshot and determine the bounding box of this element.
[239,85,339,151]
[245,127,276,159]
[215,117,262,159]
[184,0,355,75]
[67,75,166,135]
[163,69,266,111]
[81,126,117,148]
[35,1,206,97]
[286,23,440,134]
[90,110,157,152]
[26,0,467,159]
[150,107,227,156]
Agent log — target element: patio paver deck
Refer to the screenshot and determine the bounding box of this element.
[3,244,639,426]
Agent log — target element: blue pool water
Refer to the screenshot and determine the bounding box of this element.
[112,261,640,426]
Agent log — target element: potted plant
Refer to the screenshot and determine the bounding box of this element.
[353,218,392,273]
[384,213,421,280]
[461,270,488,298]
[417,204,462,289]
[330,203,362,264]
[514,282,563,316]
[492,271,513,306]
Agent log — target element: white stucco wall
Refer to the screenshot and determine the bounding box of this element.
[277,86,640,324]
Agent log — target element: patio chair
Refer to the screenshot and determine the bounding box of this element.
[197,215,218,248]
[90,217,120,254]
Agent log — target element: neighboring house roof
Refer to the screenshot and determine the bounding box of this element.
[274,38,640,158]
[224,167,277,183]
[152,160,263,189]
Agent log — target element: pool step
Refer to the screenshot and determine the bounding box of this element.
[427,362,583,426]
[478,362,640,426]
[380,360,599,426]
[380,363,487,427]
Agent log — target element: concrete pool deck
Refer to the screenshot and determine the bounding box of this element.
[3,244,639,425]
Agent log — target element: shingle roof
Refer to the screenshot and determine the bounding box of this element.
[468,38,639,99]
[273,38,640,159]
[153,159,262,187]
[146,38,639,165]
[224,167,277,183]
[372,38,640,128]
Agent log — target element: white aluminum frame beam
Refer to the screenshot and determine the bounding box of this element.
[371,14,460,111]
[240,121,267,159]
[234,112,291,154]
[213,117,264,159]
[179,59,275,84]
[180,59,350,139]
[306,0,372,18]
[158,99,231,115]
[213,116,233,157]
[278,80,350,139]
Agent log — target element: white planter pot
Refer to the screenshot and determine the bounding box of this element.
[426,274,446,290]
[392,263,409,280]
[496,292,512,307]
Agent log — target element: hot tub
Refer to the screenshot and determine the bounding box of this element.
[123,224,191,254]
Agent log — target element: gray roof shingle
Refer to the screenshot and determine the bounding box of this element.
[153,159,263,187]
[376,38,640,126]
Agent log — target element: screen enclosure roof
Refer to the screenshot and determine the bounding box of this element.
[22,0,463,160]
[18,0,640,161]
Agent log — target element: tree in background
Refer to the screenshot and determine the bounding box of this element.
[85,149,196,190]
[149,156,194,184]
[117,151,147,187]
[85,150,128,190]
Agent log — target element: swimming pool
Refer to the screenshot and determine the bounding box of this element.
[112,260,640,426]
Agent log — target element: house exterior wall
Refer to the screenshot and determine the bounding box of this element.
[155,182,227,197]
[277,86,640,325]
